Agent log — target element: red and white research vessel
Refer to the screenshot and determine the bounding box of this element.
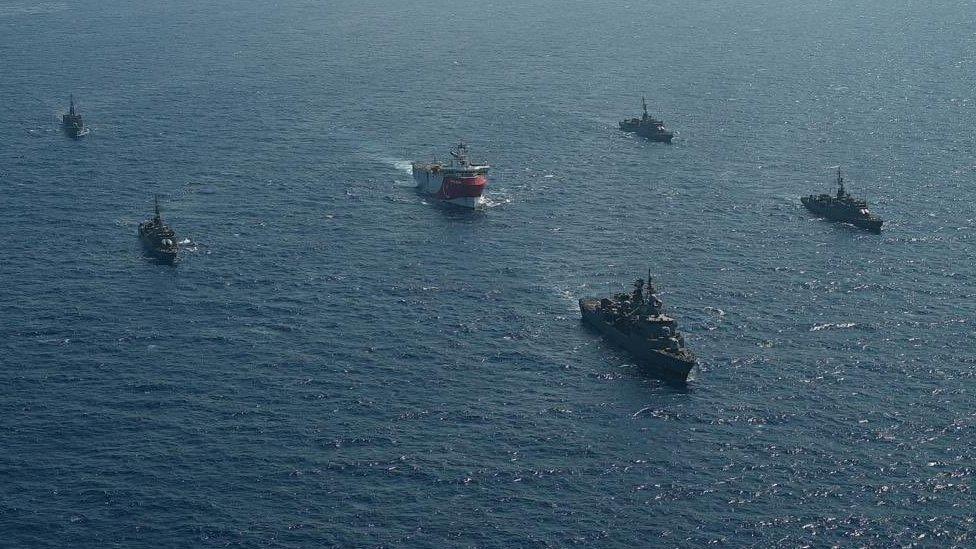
[412,142,489,208]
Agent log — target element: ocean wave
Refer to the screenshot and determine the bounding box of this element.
[393,160,413,174]
[810,322,857,332]
[482,191,512,209]
[0,2,67,17]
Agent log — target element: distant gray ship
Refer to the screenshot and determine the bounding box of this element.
[139,196,179,262]
[801,168,883,233]
[62,95,86,138]
[580,276,696,381]
[619,96,673,143]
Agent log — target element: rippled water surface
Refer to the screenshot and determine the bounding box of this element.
[2,0,975,546]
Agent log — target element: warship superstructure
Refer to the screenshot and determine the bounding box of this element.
[579,276,696,381]
[619,96,673,143]
[62,95,86,138]
[412,141,489,209]
[139,196,179,261]
[801,168,883,233]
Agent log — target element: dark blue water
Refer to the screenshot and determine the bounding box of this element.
[2,0,975,546]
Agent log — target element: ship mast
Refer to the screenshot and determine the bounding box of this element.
[642,95,648,119]
[836,168,845,198]
[69,94,75,116]
[451,140,468,167]
[154,194,161,222]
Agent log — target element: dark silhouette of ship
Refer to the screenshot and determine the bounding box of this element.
[139,196,179,261]
[619,96,673,143]
[801,168,883,234]
[579,275,696,381]
[62,95,86,138]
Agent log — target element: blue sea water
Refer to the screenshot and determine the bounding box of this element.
[2,0,975,546]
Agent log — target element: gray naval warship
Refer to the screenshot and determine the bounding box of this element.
[801,168,883,234]
[62,95,86,138]
[139,196,179,261]
[580,276,696,381]
[619,96,674,143]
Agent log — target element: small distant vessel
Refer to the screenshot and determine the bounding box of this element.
[801,168,883,234]
[619,96,673,143]
[580,276,696,381]
[139,195,179,261]
[62,95,86,138]
[412,141,489,209]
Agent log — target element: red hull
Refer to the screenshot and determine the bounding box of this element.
[436,175,487,200]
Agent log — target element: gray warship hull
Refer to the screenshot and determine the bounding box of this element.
[619,122,674,143]
[139,233,178,261]
[580,299,696,381]
[62,118,85,138]
[62,96,86,138]
[801,197,882,233]
[637,128,674,143]
[139,196,179,262]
